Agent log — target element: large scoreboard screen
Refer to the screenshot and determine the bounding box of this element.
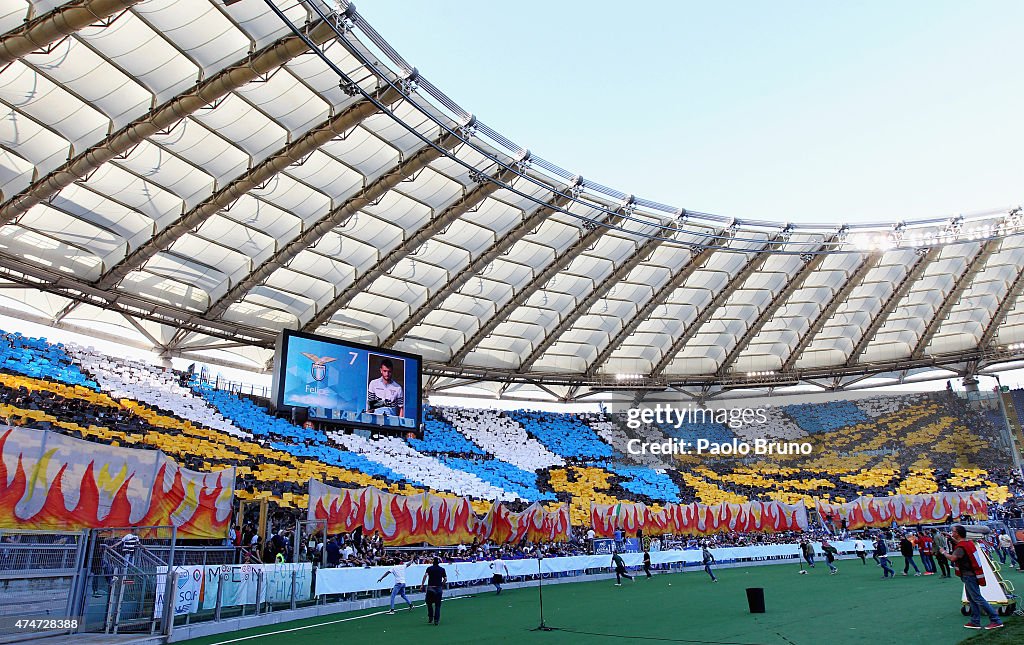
[271,330,422,431]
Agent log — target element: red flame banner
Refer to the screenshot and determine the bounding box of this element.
[475,501,570,544]
[815,492,988,530]
[0,427,233,538]
[590,500,808,537]
[308,480,477,546]
[308,480,570,545]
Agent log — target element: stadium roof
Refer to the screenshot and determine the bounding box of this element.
[0,0,1022,400]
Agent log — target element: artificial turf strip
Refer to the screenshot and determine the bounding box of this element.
[962,618,1024,644]
[179,558,1018,645]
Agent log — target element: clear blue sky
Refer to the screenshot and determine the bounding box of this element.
[355,0,1023,225]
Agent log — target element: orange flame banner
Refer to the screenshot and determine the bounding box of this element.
[591,500,808,537]
[476,501,570,544]
[815,492,988,530]
[308,481,570,545]
[308,480,477,546]
[0,427,233,538]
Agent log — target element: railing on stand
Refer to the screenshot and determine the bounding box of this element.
[0,529,88,642]
[80,525,177,637]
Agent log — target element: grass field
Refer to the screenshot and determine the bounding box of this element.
[181,558,1020,645]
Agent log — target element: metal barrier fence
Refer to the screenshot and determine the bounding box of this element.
[81,526,177,637]
[0,529,88,642]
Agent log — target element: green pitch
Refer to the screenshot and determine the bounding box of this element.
[180,558,1019,645]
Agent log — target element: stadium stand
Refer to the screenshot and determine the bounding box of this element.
[66,343,250,439]
[782,400,870,434]
[407,406,484,455]
[0,333,97,389]
[0,330,1017,518]
[327,430,519,501]
[440,406,565,470]
[507,409,615,459]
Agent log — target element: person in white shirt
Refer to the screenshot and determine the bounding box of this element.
[997,531,1018,567]
[367,359,404,416]
[341,544,354,561]
[490,558,509,595]
[378,559,415,613]
[854,538,867,564]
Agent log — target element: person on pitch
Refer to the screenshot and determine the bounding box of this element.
[854,537,867,564]
[702,543,718,582]
[800,538,816,569]
[643,547,653,578]
[421,557,447,626]
[941,525,1003,631]
[490,557,508,594]
[377,557,414,614]
[821,538,839,574]
[874,534,895,579]
[611,550,633,586]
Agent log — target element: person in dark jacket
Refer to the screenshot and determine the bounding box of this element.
[899,534,922,576]
[875,535,895,578]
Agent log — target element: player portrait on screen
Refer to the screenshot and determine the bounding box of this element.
[366,355,405,417]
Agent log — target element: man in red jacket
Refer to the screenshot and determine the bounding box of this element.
[941,525,1003,630]
[916,531,936,575]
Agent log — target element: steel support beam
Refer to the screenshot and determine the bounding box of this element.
[715,237,838,377]
[450,207,626,365]
[212,132,459,322]
[779,253,881,371]
[912,240,996,359]
[0,17,340,225]
[845,247,938,366]
[650,232,790,378]
[300,166,517,333]
[0,0,143,65]
[0,250,275,347]
[518,226,670,372]
[584,236,727,377]
[381,188,575,348]
[96,86,398,290]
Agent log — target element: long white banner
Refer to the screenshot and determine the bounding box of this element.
[156,563,313,617]
[314,541,860,596]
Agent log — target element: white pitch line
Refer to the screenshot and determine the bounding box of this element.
[205,595,475,645]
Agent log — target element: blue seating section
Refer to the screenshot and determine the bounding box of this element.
[611,466,681,503]
[273,441,412,484]
[658,420,735,444]
[984,410,1006,432]
[783,401,868,433]
[0,332,97,389]
[1010,389,1024,427]
[197,387,328,443]
[508,410,615,459]
[409,417,483,455]
[439,456,554,502]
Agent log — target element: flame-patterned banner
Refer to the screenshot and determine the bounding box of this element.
[476,501,570,544]
[0,427,233,538]
[308,480,477,546]
[308,481,570,545]
[591,500,808,537]
[815,492,988,530]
